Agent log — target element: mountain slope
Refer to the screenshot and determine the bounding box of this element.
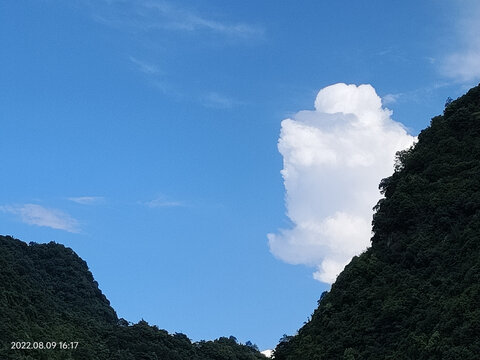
[274,84,480,359]
[0,235,266,360]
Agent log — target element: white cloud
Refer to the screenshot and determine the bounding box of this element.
[0,204,80,233]
[201,92,240,109]
[380,81,451,108]
[382,93,401,105]
[442,51,480,82]
[440,1,480,82]
[141,1,264,38]
[67,196,105,205]
[90,0,264,40]
[144,196,184,208]
[261,349,273,358]
[268,83,415,284]
[129,56,160,75]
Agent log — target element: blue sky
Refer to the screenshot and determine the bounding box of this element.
[1,0,480,351]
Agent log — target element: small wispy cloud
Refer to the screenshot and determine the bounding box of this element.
[0,204,80,233]
[201,92,241,109]
[382,93,401,105]
[89,0,264,40]
[440,0,480,83]
[129,56,161,75]
[381,82,450,107]
[139,1,264,39]
[374,46,408,63]
[67,196,105,205]
[442,51,480,83]
[144,196,185,208]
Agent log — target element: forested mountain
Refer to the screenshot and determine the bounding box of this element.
[0,235,266,360]
[274,85,480,359]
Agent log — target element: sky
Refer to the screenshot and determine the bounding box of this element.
[1,0,480,351]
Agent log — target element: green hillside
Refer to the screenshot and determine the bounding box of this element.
[0,235,266,360]
[274,84,480,359]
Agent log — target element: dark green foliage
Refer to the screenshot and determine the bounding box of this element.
[274,84,480,359]
[0,236,266,360]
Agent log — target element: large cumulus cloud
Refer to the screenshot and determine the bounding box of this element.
[268,83,415,283]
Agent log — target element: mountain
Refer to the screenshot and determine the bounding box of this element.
[274,84,480,359]
[0,235,266,360]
